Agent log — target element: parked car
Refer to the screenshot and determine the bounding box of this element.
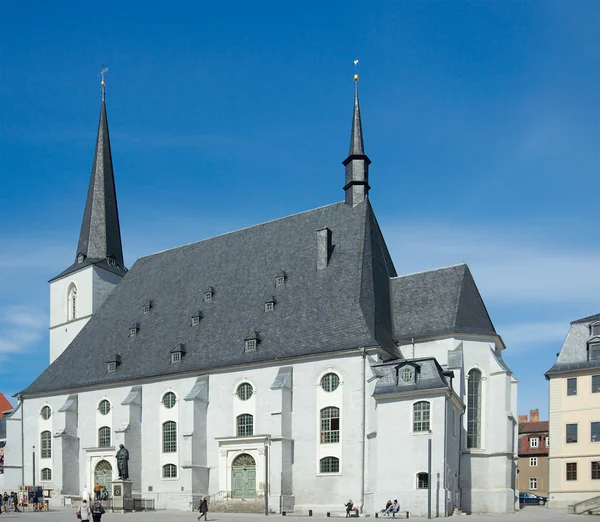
[519,492,548,506]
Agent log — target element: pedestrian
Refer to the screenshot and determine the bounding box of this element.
[12,492,20,512]
[197,496,208,521]
[91,500,105,522]
[94,484,102,501]
[345,500,354,518]
[78,499,91,522]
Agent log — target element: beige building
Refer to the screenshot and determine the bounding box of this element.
[546,313,600,508]
[517,409,549,498]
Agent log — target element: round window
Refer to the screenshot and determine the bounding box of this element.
[40,406,52,420]
[321,373,340,392]
[98,399,111,415]
[163,392,177,409]
[237,383,253,401]
[400,367,413,383]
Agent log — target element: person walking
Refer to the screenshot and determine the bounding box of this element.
[197,497,208,521]
[78,499,91,522]
[91,500,105,522]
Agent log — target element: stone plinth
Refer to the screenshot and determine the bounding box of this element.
[112,480,133,512]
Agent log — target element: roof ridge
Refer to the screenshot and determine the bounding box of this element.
[140,201,344,261]
[391,263,467,280]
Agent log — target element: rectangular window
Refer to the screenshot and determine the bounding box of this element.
[245,339,257,352]
[417,472,429,489]
[191,316,200,326]
[593,375,600,393]
[592,462,600,480]
[566,462,577,481]
[529,477,537,490]
[546,436,549,447]
[107,361,117,373]
[567,423,578,443]
[530,457,538,467]
[593,324,600,336]
[320,407,340,443]
[530,437,539,448]
[591,344,600,360]
[592,422,600,442]
[567,377,578,396]
[171,352,181,364]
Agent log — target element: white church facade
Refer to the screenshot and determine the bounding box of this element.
[4,80,518,516]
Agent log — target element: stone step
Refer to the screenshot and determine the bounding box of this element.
[209,500,266,514]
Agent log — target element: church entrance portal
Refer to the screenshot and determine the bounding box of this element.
[94,460,113,499]
[231,454,256,499]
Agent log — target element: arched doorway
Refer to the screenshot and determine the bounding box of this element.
[231,454,256,499]
[94,460,113,500]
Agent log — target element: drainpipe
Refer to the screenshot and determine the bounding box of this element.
[20,395,25,486]
[443,395,448,517]
[360,348,367,513]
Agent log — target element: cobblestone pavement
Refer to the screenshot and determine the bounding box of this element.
[0,506,580,522]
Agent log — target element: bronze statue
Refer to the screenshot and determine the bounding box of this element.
[116,444,129,480]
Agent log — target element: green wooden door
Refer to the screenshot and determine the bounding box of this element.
[94,460,113,499]
[231,454,257,499]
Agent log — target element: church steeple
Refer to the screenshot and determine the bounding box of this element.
[343,71,371,207]
[75,90,125,270]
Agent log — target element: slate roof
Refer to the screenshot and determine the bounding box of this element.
[23,200,399,395]
[372,357,451,396]
[390,264,497,342]
[546,313,600,376]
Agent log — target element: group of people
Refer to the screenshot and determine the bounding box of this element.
[77,499,105,522]
[1,492,21,513]
[382,499,400,518]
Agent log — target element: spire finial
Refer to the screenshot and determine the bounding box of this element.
[99,65,109,101]
[354,59,359,83]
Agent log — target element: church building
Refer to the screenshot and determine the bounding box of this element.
[4,77,518,516]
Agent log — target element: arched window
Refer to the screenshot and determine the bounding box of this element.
[320,407,340,443]
[163,464,177,478]
[98,400,111,415]
[163,421,177,452]
[413,401,431,432]
[320,456,340,473]
[40,405,52,420]
[41,468,52,481]
[41,431,52,458]
[467,369,482,449]
[321,373,340,392]
[237,383,253,401]
[98,426,111,447]
[162,392,176,409]
[67,284,78,321]
[237,414,254,436]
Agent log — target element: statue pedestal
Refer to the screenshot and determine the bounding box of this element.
[112,480,133,512]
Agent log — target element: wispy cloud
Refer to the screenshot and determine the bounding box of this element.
[0,306,48,361]
[497,321,568,352]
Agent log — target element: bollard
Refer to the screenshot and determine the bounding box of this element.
[375,513,378,518]
[327,512,330,517]
[406,511,409,519]
[282,512,286,516]
[309,510,313,517]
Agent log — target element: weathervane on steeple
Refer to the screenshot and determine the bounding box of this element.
[354,59,359,83]
[99,65,109,101]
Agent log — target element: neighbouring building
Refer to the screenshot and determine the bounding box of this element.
[3,78,519,515]
[517,409,549,497]
[546,313,600,508]
[0,393,15,491]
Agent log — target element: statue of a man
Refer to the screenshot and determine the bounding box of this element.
[116,444,129,480]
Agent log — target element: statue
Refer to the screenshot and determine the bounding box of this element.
[116,444,129,480]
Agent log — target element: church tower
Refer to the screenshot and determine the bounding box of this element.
[48,79,127,363]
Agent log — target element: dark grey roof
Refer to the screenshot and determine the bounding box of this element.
[23,200,398,396]
[546,314,600,376]
[348,84,365,157]
[372,357,451,396]
[390,264,497,342]
[52,99,126,281]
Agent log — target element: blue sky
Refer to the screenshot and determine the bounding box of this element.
[0,1,598,418]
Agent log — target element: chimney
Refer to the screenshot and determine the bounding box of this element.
[316,228,333,271]
[530,409,539,423]
[518,414,528,424]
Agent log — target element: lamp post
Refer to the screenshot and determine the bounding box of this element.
[427,432,432,520]
[32,445,36,487]
[264,438,270,516]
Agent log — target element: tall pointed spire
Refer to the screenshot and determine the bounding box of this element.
[343,65,371,207]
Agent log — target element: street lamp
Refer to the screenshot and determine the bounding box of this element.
[264,438,270,516]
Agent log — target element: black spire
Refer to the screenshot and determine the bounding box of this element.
[343,77,371,207]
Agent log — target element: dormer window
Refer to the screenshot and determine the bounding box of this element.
[77,253,85,264]
[107,354,121,373]
[264,298,275,312]
[244,330,259,353]
[275,270,286,287]
[129,324,139,338]
[395,363,419,385]
[191,313,201,326]
[171,352,181,363]
[400,367,414,383]
[107,257,117,268]
[590,343,600,361]
[107,362,117,373]
[592,322,600,336]
[204,287,214,302]
[143,300,153,314]
[170,344,186,364]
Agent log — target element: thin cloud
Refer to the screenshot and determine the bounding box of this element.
[0,306,47,359]
[497,321,568,352]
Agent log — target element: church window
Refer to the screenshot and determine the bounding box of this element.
[237,383,253,401]
[163,464,177,478]
[41,468,52,481]
[321,373,340,392]
[567,378,577,396]
[529,477,537,490]
[40,406,52,420]
[592,462,600,480]
[400,367,414,383]
[162,421,177,452]
[320,407,340,443]
[413,401,431,432]
[67,284,77,321]
[245,339,257,352]
[467,369,482,449]
[163,392,177,409]
[566,462,577,481]
[319,456,340,473]
[98,400,111,415]
[98,426,111,447]
[566,423,578,443]
[417,472,429,489]
[41,431,52,458]
[171,352,181,364]
[592,323,600,336]
[236,414,254,436]
[590,343,600,360]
